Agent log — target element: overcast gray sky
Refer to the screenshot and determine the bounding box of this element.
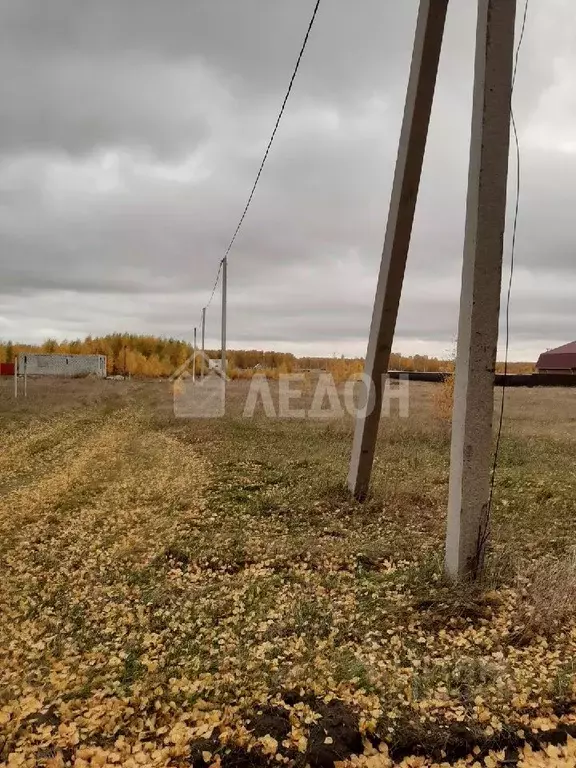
[0,0,574,359]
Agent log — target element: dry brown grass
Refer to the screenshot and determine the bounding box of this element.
[1,377,576,766]
[517,549,576,639]
[432,374,454,421]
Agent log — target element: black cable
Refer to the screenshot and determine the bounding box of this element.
[221,0,322,262]
[201,0,322,311]
[204,258,223,311]
[486,0,530,532]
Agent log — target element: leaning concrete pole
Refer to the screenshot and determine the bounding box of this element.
[201,307,206,379]
[445,0,516,580]
[193,326,197,383]
[221,257,227,377]
[348,0,448,499]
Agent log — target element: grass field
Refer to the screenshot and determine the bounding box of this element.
[1,377,576,768]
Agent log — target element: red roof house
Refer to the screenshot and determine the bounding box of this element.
[536,341,576,373]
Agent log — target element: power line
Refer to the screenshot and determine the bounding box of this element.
[200,0,322,314]
[222,0,322,263]
[486,0,530,527]
[205,258,223,311]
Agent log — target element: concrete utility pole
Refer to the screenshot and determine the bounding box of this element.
[193,326,197,383]
[348,0,449,499]
[221,257,227,376]
[201,307,206,379]
[445,0,517,580]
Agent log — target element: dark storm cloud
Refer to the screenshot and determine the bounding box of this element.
[0,0,415,157]
[0,49,213,157]
[0,0,575,358]
[0,1,548,158]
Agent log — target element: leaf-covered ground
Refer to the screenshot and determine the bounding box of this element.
[1,378,576,768]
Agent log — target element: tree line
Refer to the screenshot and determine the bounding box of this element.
[0,334,535,378]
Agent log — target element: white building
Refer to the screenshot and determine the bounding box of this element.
[208,359,224,373]
[17,353,107,378]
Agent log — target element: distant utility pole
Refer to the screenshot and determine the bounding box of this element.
[201,307,206,379]
[445,0,517,580]
[193,326,197,383]
[221,257,227,377]
[348,0,449,499]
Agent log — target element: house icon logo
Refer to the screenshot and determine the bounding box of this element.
[171,351,228,419]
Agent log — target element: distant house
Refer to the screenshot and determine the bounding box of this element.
[17,353,107,378]
[536,342,576,374]
[0,362,15,376]
[208,359,224,373]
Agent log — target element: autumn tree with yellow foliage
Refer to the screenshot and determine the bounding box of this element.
[0,334,535,379]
